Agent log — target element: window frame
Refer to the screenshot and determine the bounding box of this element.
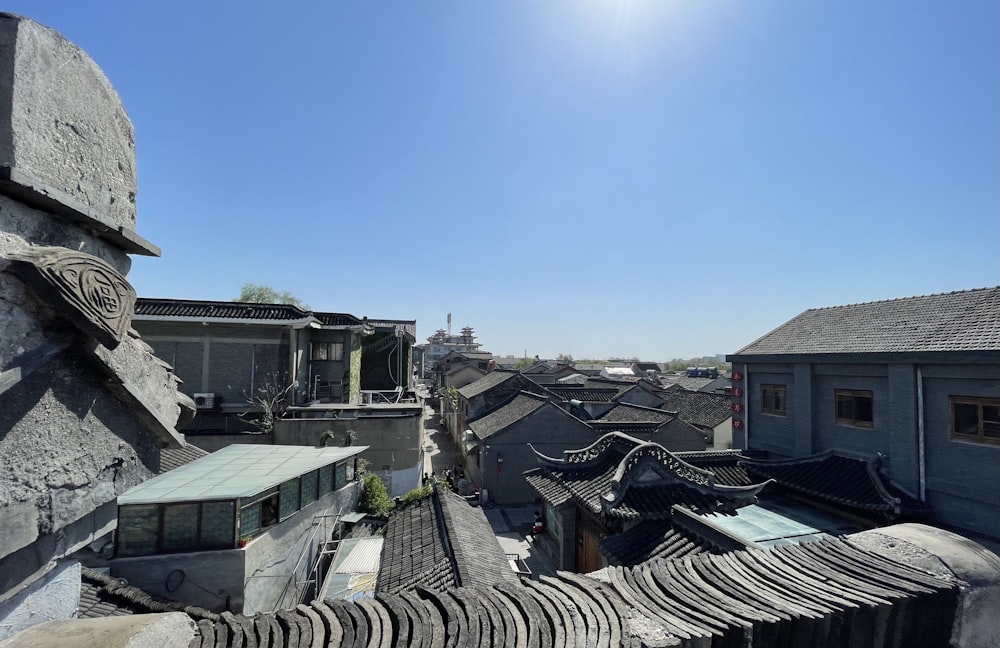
[949,396,1000,446]
[311,342,344,361]
[834,389,874,429]
[760,384,787,416]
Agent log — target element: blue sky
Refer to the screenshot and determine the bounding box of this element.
[13,1,997,360]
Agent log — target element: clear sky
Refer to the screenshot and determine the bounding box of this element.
[11,1,997,361]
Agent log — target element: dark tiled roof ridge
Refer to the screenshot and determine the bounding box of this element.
[798,285,998,314]
[77,536,964,648]
[740,451,903,514]
[732,286,1000,355]
[79,566,219,620]
[135,296,365,324]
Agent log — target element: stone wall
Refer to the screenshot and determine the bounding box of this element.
[0,12,188,639]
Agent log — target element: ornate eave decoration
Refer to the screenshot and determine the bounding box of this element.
[602,443,770,514]
[9,246,135,349]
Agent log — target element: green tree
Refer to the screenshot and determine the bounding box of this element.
[358,473,393,517]
[236,283,308,309]
[556,353,574,364]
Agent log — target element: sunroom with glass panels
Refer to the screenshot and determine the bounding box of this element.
[116,444,367,558]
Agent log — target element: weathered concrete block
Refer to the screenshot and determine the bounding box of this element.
[0,611,197,648]
[0,502,37,558]
[0,561,80,641]
[0,14,156,256]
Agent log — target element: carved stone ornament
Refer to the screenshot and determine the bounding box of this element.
[9,246,136,348]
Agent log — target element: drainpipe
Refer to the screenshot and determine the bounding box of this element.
[917,365,926,501]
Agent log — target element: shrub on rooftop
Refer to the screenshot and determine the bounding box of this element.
[359,473,393,517]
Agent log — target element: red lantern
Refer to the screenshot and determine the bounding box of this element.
[732,371,744,382]
[733,420,744,430]
[732,403,744,413]
[732,387,744,398]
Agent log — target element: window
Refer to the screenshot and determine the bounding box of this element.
[279,478,301,519]
[951,396,1000,445]
[301,470,319,507]
[319,464,334,496]
[118,501,236,556]
[761,384,787,416]
[311,342,344,361]
[835,389,874,428]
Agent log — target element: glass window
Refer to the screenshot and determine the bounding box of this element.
[318,464,334,495]
[201,501,235,549]
[301,470,319,507]
[950,397,1000,445]
[161,503,200,552]
[761,384,787,416]
[835,389,874,428]
[117,504,159,557]
[311,342,344,361]
[335,463,348,490]
[240,503,261,538]
[279,478,300,519]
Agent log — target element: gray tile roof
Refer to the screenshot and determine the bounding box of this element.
[456,370,521,399]
[525,432,766,520]
[376,492,456,594]
[376,487,518,595]
[437,489,521,589]
[158,443,209,474]
[135,297,366,326]
[599,519,723,567]
[78,567,217,620]
[77,534,963,648]
[467,392,549,439]
[598,403,675,424]
[733,286,1000,356]
[657,389,733,429]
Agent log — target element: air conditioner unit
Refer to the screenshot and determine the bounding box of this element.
[193,393,216,409]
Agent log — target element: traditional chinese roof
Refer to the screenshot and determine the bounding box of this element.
[657,389,733,429]
[599,519,732,567]
[77,530,964,648]
[598,403,675,424]
[675,450,756,487]
[582,377,638,397]
[78,566,217,620]
[376,487,518,595]
[456,370,523,399]
[733,286,1000,356]
[133,297,396,330]
[544,386,620,402]
[135,297,311,321]
[739,451,915,516]
[525,432,768,520]
[467,391,553,440]
[587,421,666,434]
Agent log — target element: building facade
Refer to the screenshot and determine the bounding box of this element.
[727,287,1000,543]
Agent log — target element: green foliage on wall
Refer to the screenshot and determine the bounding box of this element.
[359,473,393,517]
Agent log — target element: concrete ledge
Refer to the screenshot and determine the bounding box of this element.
[0,612,196,648]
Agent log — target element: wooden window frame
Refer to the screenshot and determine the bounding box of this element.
[835,389,874,429]
[950,396,1000,446]
[761,384,787,416]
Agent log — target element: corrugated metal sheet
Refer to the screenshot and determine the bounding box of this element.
[332,537,384,574]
